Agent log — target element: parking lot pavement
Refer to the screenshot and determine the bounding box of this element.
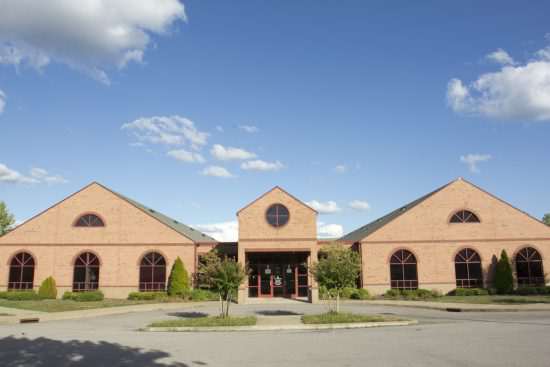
[1,303,550,367]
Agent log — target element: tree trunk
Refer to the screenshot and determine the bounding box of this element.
[225,293,231,318]
[336,291,340,313]
[219,294,224,317]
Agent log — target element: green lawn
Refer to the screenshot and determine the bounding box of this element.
[437,295,550,304]
[0,298,183,313]
[149,316,257,328]
[302,312,399,324]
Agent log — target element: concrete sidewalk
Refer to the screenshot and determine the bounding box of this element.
[0,301,214,325]
[338,299,550,312]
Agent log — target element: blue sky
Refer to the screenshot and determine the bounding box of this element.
[1,1,549,240]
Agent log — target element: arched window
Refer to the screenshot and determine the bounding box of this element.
[73,252,100,292]
[455,248,483,288]
[139,252,166,291]
[75,214,104,227]
[8,252,35,290]
[450,210,480,223]
[390,249,418,290]
[516,247,544,286]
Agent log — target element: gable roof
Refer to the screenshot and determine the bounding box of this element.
[99,183,217,243]
[1,182,217,244]
[237,186,318,215]
[340,180,454,242]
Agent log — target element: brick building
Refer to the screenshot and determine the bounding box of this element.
[1,178,549,302]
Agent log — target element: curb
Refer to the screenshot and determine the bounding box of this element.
[336,300,550,313]
[0,301,217,325]
[140,319,418,332]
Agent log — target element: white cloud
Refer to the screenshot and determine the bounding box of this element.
[0,89,5,114]
[0,0,186,84]
[122,116,208,149]
[317,222,344,238]
[349,200,371,211]
[215,125,224,133]
[30,167,68,184]
[306,200,341,214]
[210,144,256,161]
[201,165,234,178]
[241,160,284,172]
[334,165,347,173]
[167,149,205,163]
[447,44,550,121]
[0,164,67,184]
[239,125,259,133]
[460,153,492,173]
[0,164,38,184]
[486,48,515,65]
[194,220,238,242]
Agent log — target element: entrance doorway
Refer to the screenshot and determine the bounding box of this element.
[247,252,309,298]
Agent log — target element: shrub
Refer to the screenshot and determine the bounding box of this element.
[384,288,440,300]
[495,250,514,294]
[167,257,190,297]
[340,287,357,299]
[384,289,401,298]
[62,291,104,302]
[350,288,371,300]
[1,291,41,301]
[127,291,168,301]
[190,289,219,301]
[38,276,57,299]
[453,288,489,296]
[515,286,550,295]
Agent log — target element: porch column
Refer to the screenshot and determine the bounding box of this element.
[237,246,247,304]
[309,247,319,303]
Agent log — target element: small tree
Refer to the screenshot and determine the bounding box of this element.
[543,213,550,226]
[494,250,514,294]
[0,201,15,236]
[38,276,57,299]
[167,257,190,297]
[311,244,361,313]
[200,252,246,317]
[197,250,222,289]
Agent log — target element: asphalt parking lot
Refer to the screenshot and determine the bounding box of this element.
[1,302,550,367]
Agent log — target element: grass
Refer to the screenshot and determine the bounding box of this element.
[149,316,257,328]
[0,298,183,313]
[437,295,550,304]
[302,312,399,324]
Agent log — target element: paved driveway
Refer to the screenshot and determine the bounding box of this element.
[1,302,550,367]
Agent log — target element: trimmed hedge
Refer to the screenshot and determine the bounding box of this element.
[0,290,41,301]
[127,289,219,301]
[38,276,57,299]
[320,286,371,300]
[127,291,168,301]
[514,286,550,295]
[384,288,441,300]
[450,288,490,296]
[62,291,104,302]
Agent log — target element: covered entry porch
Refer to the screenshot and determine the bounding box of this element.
[239,250,317,303]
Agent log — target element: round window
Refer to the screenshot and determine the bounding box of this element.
[266,204,289,228]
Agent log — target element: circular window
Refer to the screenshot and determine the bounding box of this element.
[266,204,289,227]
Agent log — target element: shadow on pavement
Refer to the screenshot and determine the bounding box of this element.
[167,312,209,318]
[0,336,192,367]
[255,310,303,316]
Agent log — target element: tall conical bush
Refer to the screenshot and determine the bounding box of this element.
[167,257,190,296]
[38,276,58,299]
[495,250,513,294]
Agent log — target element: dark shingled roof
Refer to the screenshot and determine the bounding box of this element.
[340,181,453,242]
[104,185,217,243]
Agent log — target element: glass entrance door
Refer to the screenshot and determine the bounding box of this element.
[272,264,284,297]
[259,264,272,297]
